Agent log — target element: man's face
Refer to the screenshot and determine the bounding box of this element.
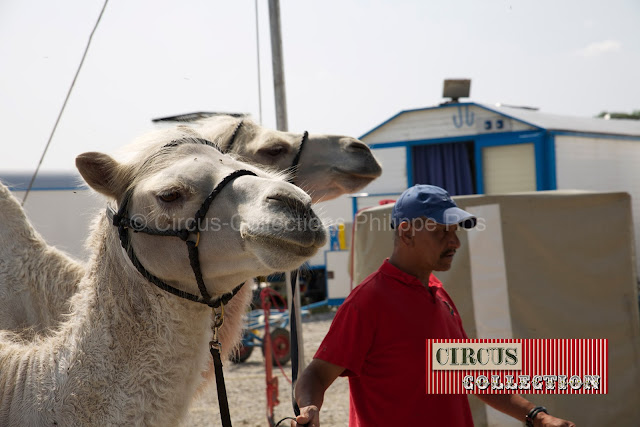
[402,218,461,272]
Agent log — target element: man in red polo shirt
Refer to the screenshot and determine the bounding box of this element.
[291,185,575,426]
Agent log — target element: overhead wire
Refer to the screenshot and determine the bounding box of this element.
[22,0,110,206]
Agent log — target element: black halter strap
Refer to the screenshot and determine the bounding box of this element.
[223,119,308,184]
[224,119,244,154]
[289,131,308,177]
[107,140,257,308]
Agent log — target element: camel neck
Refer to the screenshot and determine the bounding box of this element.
[0,216,214,426]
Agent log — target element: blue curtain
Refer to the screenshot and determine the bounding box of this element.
[412,143,474,196]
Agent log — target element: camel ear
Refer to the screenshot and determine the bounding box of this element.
[76,152,126,199]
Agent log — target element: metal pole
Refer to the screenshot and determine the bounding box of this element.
[269,0,304,387]
[254,0,263,125]
[268,0,288,131]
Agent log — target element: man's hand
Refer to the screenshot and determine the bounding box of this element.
[290,405,320,427]
[535,412,576,427]
[292,359,345,427]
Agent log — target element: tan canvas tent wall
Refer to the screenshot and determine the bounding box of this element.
[351,190,640,426]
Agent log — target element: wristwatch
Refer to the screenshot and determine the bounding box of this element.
[525,406,548,427]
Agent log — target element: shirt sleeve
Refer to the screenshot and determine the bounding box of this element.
[313,298,376,377]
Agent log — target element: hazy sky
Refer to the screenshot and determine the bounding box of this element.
[1,0,638,172]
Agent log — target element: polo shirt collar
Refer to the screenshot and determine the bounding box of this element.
[380,259,442,290]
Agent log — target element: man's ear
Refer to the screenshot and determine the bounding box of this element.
[76,152,127,199]
[397,221,414,246]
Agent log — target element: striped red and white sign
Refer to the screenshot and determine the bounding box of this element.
[426,339,607,395]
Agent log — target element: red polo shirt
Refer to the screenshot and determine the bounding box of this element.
[314,260,473,426]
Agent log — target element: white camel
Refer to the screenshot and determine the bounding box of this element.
[195,115,382,202]
[0,118,380,335]
[0,127,326,425]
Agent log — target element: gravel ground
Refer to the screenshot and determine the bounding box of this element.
[184,311,349,427]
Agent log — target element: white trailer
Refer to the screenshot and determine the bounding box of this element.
[356,102,640,276]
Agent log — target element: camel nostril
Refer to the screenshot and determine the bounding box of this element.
[267,194,312,216]
[266,195,287,204]
[346,141,371,153]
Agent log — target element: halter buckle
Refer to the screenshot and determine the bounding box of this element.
[213,302,225,325]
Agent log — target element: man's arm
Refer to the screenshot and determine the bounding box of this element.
[476,394,575,427]
[291,358,345,427]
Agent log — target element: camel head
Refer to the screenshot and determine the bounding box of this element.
[195,116,382,203]
[75,127,327,299]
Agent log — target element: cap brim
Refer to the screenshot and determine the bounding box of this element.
[431,207,477,229]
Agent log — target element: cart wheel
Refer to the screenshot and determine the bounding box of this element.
[231,338,254,363]
[262,327,291,366]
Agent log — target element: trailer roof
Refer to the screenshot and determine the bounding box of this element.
[360,102,640,139]
[484,103,640,137]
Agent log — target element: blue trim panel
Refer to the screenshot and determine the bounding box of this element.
[327,298,345,306]
[534,137,546,191]
[406,146,413,187]
[543,132,557,190]
[368,130,543,150]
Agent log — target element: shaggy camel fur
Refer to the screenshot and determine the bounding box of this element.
[0,128,326,425]
[0,182,85,335]
[0,118,380,335]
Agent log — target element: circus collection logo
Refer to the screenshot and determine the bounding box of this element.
[426,339,607,395]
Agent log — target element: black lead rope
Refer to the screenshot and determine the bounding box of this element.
[210,308,232,427]
[210,344,232,425]
[279,133,309,426]
[272,270,307,427]
[289,269,302,416]
[287,133,308,418]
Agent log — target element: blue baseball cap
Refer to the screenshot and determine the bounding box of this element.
[391,185,477,229]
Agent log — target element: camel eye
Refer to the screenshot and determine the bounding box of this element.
[158,191,181,203]
[261,145,287,157]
